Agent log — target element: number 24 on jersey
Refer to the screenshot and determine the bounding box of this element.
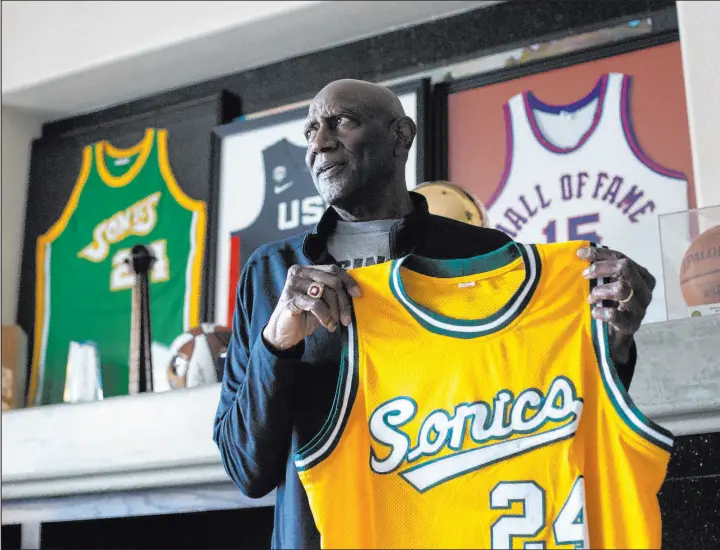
[490,477,588,549]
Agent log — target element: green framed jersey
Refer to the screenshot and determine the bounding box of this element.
[30,128,207,405]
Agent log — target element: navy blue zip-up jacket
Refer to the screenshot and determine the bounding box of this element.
[212,192,637,549]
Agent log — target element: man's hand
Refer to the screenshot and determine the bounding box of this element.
[577,246,655,365]
[263,264,362,351]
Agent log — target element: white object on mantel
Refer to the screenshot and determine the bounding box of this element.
[2,316,720,506]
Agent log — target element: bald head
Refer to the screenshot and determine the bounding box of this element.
[311,79,406,121]
[303,79,417,217]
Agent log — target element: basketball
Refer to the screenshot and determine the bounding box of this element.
[414,181,489,227]
[166,323,232,389]
[679,225,720,306]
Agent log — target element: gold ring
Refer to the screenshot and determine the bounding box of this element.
[618,287,634,304]
[307,282,325,299]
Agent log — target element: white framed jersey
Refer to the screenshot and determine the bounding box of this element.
[213,83,425,326]
[486,72,688,323]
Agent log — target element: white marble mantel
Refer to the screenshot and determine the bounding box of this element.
[2,315,719,526]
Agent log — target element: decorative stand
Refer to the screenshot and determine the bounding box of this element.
[128,244,155,395]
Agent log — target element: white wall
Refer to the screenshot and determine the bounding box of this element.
[677,1,720,208]
[0,1,319,94]
[1,1,493,117]
[1,108,44,324]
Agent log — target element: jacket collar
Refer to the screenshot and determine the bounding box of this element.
[301,191,430,265]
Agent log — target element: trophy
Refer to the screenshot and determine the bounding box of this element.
[63,340,104,404]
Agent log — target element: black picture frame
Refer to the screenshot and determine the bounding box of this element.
[17,91,241,405]
[434,29,681,180]
[431,25,694,328]
[206,78,430,323]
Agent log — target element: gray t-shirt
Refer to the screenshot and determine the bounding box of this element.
[326,219,400,270]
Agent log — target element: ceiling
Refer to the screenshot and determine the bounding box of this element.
[1,1,499,118]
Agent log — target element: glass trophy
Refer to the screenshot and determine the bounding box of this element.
[63,340,104,404]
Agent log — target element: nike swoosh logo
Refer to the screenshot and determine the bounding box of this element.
[399,417,579,492]
[274,181,294,194]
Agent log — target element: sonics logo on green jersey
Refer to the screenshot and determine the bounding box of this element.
[30,128,206,405]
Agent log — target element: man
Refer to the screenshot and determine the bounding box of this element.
[213,79,655,549]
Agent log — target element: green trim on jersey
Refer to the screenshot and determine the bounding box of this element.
[389,243,542,339]
[294,311,360,472]
[589,304,674,452]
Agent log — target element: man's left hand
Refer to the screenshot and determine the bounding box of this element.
[577,246,655,365]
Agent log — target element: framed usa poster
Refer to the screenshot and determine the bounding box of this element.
[209,79,429,325]
[437,33,694,324]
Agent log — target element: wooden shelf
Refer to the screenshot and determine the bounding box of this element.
[2,315,719,526]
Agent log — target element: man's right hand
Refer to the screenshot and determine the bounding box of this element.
[262,264,363,351]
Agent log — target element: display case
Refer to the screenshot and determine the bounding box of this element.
[659,205,720,320]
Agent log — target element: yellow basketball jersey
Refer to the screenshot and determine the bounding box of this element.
[294,240,673,549]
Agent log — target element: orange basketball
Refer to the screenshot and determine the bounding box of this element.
[679,225,720,306]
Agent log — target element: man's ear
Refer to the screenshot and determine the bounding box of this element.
[394,116,417,157]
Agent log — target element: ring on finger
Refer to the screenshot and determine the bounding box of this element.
[307,281,325,299]
[618,286,634,304]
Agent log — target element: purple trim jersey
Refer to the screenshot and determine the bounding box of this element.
[487,73,689,323]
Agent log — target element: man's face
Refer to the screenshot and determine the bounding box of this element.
[304,88,396,208]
